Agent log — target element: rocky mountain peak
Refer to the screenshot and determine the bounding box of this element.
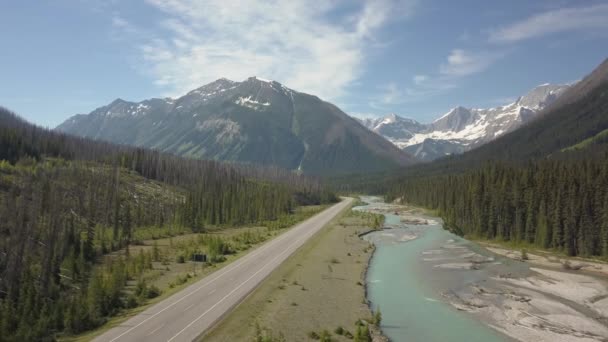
[56,77,414,175]
[515,83,570,110]
[357,82,571,161]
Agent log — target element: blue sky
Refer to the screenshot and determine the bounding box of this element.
[1,0,608,127]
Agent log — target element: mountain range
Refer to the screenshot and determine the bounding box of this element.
[359,84,571,161]
[57,77,414,176]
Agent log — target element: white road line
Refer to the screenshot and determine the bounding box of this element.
[146,324,164,336]
[184,303,195,311]
[209,289,217,295]
[166,221,321,342]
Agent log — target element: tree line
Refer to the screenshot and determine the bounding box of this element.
[387,156,608,258]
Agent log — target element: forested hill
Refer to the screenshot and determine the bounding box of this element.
[0,107,336,340]
[386,57,608,259]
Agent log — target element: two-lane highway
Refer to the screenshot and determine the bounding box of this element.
[93,197,353,342]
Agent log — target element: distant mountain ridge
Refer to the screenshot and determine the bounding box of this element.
[57,77,414,176]
[358,83,571,161]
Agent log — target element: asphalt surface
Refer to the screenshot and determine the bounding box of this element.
[92,197,353,342]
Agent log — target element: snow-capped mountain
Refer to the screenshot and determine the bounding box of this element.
[57,77,414,175]
[359,113,426,141]
[358,83,571,161]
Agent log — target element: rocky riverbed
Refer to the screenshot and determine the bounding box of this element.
[357,197,608,342]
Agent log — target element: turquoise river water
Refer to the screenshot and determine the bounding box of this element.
[356,197,518,342]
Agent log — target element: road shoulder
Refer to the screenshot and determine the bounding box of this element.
[203,203,377,341]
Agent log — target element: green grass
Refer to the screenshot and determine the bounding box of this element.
[561,127,608,152]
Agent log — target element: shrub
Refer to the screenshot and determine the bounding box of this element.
[125,294,139,308]
[146,285,161,299]
[373,307,382,326]
[307,331,320,340]
[319,330,332,342]
[253,322,286,342]
[354,324,371,342]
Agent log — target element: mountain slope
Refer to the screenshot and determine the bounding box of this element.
[384,58,608,262]
[57,77,414,175]
[359,84,570,161]
[401,57,608,176]
[464,58,608,162]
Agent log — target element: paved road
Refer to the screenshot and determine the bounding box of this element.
[93,197,353,342]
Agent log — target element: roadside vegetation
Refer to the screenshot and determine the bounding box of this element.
[63,205,327,342]
[203,206,384,341]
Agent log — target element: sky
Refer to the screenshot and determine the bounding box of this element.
[1,0,608,127]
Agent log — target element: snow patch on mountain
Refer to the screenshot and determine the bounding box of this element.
[235,96,271,110]
[254,76,273,83]
[357,83,572,161]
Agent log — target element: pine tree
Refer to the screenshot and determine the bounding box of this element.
[602,196,608,256]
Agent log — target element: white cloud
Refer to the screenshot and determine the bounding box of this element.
[349,112,381,119]
[413,74,427,84]
[490,3,608,43]
[356,0,413,38]
[381,82,402,104]
[122,0,412,99]
[384,48,501,104]
[368,3,606,109]
[369,77,455,108]
[439,49,501,77]
[111,15,129,29]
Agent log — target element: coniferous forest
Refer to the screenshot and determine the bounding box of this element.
[0,107,337,340]
[386,158,608,257]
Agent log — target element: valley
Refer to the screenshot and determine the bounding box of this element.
[2,3,608,341]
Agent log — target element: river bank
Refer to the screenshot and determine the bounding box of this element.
[468,244,608,341]
[203,204,384,341]
[357,197,608,342]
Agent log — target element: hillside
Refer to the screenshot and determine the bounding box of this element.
[386,58,608,259]
[455,61,608,165]
[0,107,336,340]
[57,77,414,176]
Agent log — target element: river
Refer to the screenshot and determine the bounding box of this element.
[355,196,523,342]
